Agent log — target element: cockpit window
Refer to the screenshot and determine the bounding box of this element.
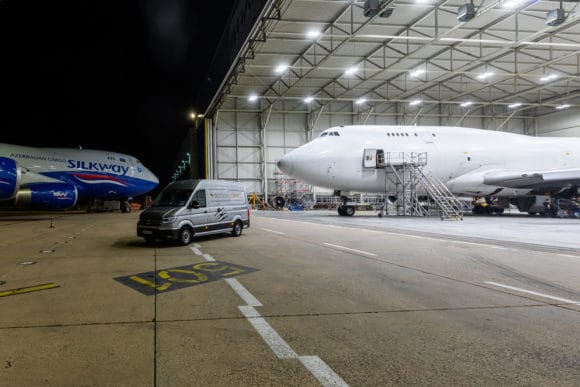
[320,132,328,137]
[333,131,340,136]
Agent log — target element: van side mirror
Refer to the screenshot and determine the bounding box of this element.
[189,200,200,209]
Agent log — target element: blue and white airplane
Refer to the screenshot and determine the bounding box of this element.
[0,143,159,210]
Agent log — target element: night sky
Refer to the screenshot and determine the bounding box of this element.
[0,0,236,184]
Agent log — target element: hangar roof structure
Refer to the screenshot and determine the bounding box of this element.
[207,0,580,125]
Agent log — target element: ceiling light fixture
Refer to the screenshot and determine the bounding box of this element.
[248,95,258,102]
[355,97,367,105]
[344,66,358,76]
[540,74,559,82]
[274,64,288,74]
[306,30,320,39]
[556,104,571,110]
[409,99,422,106]
[508,102,522,109]
[546,8,566,26]
[457,3,476,22]
[410,68,426,77]
[460,101,473,107]
[304,96,314,103]
[502,0,524,9]
[476,71,494,81]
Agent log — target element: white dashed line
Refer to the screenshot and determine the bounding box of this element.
[261,228,286,235]
[323,243,377,257]
[485,281,580,306]
[196,244,348,386]
[225,278,263,307]
[300,355,349,387]
[238,305,297,358]
[557,254,578,259]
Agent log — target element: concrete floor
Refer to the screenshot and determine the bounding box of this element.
[0,210,579,386]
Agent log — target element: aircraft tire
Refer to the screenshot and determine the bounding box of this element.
[344,206,355,217]
[337,206,346,216]
[231,220,243,237]
[178,226,193,245]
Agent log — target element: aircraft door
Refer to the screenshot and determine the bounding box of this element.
[363,149,385,168]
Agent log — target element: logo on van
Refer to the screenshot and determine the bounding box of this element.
[215,207,228,221]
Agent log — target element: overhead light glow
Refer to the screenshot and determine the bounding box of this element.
[460,101,473,107]
[248,95,258,102]
[410,68,426,77]
[304,96,314,103]
[502,0,524,9]
[344,66,358,76]
[409,99,422,106]
[540,74,559,82]
[355,97,367,105]
[306,30,320,39]
[189,112,196,119]
[476,71,494,81]
[197,114,204,118]
[274,64,288,74]
[556,104,571,110]
[508,102,522,109]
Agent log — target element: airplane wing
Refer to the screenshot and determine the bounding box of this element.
[482,168,580,189]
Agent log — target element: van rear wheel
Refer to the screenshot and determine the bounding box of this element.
[178,226,193,245]
[231,221,243,237]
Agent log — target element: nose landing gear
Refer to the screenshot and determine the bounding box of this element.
[337,196,355,216]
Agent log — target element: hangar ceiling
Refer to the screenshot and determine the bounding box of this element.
[212,0,580,123]
[191,0,580,193]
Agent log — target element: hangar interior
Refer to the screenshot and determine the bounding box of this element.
[179,0,580,201]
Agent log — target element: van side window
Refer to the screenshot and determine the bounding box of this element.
[192,189,206,208]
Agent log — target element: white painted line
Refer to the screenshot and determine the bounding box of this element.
[558,254,578,259]
[203,253,216,262]
[261,228,286,235]
[239,306,297,359]
[226,278,263,307]
[485,281,580,305]
[299,356,349,387]
[190,247,202,255]
[323,243,377,257]
[192,243,200,248]
[193,244,349,385]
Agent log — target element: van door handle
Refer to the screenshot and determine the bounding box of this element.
[204,211,208,213]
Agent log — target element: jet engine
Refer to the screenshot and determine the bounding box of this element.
[0,157,20,201]
[14,183,78,210]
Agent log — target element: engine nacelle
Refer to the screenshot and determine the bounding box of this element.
[15,183,78,210]
[0,157,20,201]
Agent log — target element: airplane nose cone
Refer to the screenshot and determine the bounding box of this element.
[277,154,294,175]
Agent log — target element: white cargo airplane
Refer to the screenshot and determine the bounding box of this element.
[0,143,159,210]
[276,125,580,216]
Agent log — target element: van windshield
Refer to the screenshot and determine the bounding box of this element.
[153,189,192,207]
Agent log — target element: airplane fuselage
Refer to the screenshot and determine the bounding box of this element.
[277,126,580,197]
[0,143,158,204]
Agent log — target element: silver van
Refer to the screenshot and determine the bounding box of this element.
[137,179,250,245]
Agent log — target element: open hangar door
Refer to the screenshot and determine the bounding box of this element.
[193,0,580,198]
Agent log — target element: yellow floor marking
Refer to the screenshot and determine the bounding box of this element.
[0,283,59,297]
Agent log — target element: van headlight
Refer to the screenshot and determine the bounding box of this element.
[161,216,177,223]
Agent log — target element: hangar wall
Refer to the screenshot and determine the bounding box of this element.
[537,108,580,137]
[212,99,531,195]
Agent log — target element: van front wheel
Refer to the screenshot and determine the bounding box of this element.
[178,226,193,245]
[231,221,243,237]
